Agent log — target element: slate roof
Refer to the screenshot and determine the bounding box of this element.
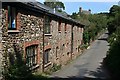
[2,0,85,26]
[24,2,84,26]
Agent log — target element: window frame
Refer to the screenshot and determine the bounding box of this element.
[44,49,51,64]
[65,23,67,32]
[25,45,38,68]
[56,47,59,58]
[8,6,17,30]
[58,21,61,32]
[44,16,51,34]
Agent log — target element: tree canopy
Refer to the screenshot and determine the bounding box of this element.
[71,10,108,45]
[104,5,120,78]
[44,0,65,12]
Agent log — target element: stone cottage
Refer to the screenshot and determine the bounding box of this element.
[1,1,84,74]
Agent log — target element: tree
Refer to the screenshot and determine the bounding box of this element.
[6,44,30,80]
[109,5,120,17]
[44,0,65,12]
[71,8,108,45]
[104,5,120,78]
[108,5,120,35]
[71,12,78,19]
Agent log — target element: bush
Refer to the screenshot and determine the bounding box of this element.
[5,44,31,80]
[50,63,61,72]
[105,33,120,78]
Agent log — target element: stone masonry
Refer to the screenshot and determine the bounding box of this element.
[1,2,84,75]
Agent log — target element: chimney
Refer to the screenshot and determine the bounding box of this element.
[79,7,82,13]
[54,8,55,13]
[88,9,91,13]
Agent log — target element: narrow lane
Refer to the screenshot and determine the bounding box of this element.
[50,32,110,79]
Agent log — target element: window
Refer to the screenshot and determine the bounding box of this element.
[58,21,61,31]
[61,44,65,54]
[44,49,50,64]
[65,23,67,31]
[67,52,69,56]
[8,6,16,30]
[77,27,79,32]
[25,45,38,68]
[56,47,59,57]
[45,16,51,34]
[62,44,65,50]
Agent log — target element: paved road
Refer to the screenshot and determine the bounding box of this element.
[50,32,110,79]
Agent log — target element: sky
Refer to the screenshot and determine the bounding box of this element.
[64,2,118,14]
[37,0,118,15]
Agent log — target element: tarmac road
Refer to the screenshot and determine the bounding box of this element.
[50,32,110,79]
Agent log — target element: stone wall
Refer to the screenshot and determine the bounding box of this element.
[2,7,44,73]
[72,25,83,59]
[2,4,84,74]
[44,19,73,66]
[0,8,3,79]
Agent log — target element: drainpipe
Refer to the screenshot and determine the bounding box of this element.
[42,15,45,72]
[71,24,74,60]
[0,2,3,79]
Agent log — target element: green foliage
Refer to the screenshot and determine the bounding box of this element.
[109,5,120,17]
[71,10,108,45]
[44,0,65,11]
[7,62,30,80]
[107,5,120,35]
[105,30,120,78]
[29,73,48,80]
[5,43,48,80]
[50,63,61,72]
[80,44,89,50]
[105,5,120,78]
[6,44,31,80]
[83,32,90,44]
[71,12,78,19]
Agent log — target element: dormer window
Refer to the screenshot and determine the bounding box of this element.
[8,6,16,30]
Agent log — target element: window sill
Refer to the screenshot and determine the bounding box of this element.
[30,64,39,70]
[44,34,52,36]
[8,30,20,33]
[56,57,59,60]
[58,31,61,33]
[44,62,52,68]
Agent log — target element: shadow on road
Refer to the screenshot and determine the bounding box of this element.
[97,32,108,41]
[50,54,110,78]
[50,61,110,79]
[67,62,110,79]
[49,32,110,79]
[98,38,107,41]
